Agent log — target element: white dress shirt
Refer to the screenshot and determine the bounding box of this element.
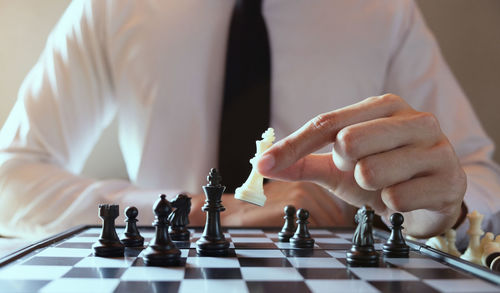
[1,0,499,248]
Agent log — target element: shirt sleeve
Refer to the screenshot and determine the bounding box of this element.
[382,0,500,247]
[0,0,174,238]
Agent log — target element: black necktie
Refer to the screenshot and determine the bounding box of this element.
[218,0,271,193]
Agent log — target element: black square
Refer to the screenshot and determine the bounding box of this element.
[246,281,311,293]
[62,267,126,278]
[369,281,439,293]
[114,281,180,293]
[57,242,93,249]
[0,280,49,292]
[132,257,187,267]
[315,243,352,250]
[298,268,359,279]
[124,247,144,257]
[239,258,292,267]
[189,248,237,257]
[404,268,474,279]
[21,257,82,266]
[233,243,277,249]
[281,249,331,257]
[78,233,100,237]
[173,241,191,249]
[184,268,242,279]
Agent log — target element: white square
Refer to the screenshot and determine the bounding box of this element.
[335,233,353,239]
[326,251,347,258]
[83,228,102,234]
[306,280,379,293]
[309,229,335,235]
[37,247,92,257]
[227,229,264,234]
[385,258,447,269]
[231,237,272,243]
[179,280,249,293]
[186,257,240,268]
[40,278,119,293]
[265,233,279,238]
[349,268,418,281]
[287,257,345,268]
[66,237,97,243]
[121,266,185,281]
[0,265,71,280]
[74,256,135,268]
[241,267,303,281]
[235,249,285,258]
[275,242,319,249]
[424,279,500,293]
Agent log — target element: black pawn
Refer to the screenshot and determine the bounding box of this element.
[168,193,192,241]
[383,213,410,258]
[92,204,125,257]
[196,168,230,256]
[278,205,296,242]
[346,205,379,266]
[290,209,315,248]
[120,206,144,247]
[143,194,181,266]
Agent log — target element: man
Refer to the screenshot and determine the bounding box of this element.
[0,0,499,250]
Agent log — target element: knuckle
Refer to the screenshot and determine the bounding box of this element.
[380,93,401,103]
[415,112,441,134]
[336,127,360,159]
[382,187,407,212]
[355,159,379,190]
[310,113,337,137]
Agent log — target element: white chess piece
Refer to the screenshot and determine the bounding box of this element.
[460,210,484,265]
[482,234,500,268]
[234,128,275,206]
[446,229,462,257]
[426,235,448,253]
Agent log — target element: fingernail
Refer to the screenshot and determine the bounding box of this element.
[258,154,275,172]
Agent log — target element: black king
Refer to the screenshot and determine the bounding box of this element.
[196,168,230,256]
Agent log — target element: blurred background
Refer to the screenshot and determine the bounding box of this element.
[1,0,499,181]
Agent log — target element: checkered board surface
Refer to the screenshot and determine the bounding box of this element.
[0,226,499,293]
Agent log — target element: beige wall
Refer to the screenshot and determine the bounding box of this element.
[0,0,499,180]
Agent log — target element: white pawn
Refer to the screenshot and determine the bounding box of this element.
[426,235,448,253]
[234,128,275,206]
[482,234,500,268]
[446,229,462,257]
[460,210,484,265]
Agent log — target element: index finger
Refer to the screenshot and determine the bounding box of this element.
[257,94,410,175]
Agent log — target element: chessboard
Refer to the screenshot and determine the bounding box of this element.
[0,226,499,293]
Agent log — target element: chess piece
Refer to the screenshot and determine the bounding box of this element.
[196,168,230,256]
[482,234,500,268]
[120,206,144,247]
[143,194,181,266]
[346,205,379,266]
[383,213,409,258]
[168,193,191,241]
[92,204,125,257]
[290,209,315,248]
[234,128,275,206]
[426,235,448,253]
[446,229,462,257]
[461,210,484,265]
[278,205,296,242]
[491,255,500,272]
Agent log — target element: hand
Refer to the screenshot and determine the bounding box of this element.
[257,94,467,238]
[189,181,344,227]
